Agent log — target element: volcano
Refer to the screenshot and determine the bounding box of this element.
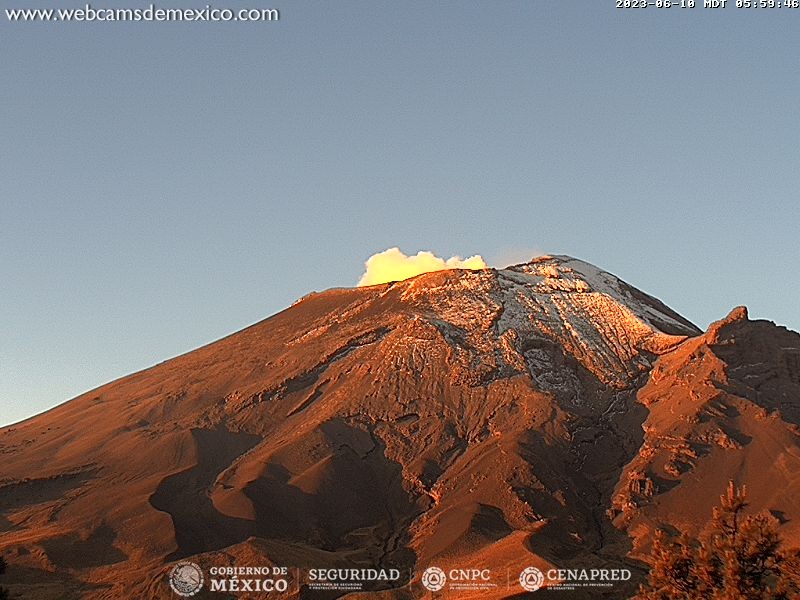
[2,255,799,599]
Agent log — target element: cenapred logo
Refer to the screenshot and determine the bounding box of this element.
[519,566,545,592]
[519,566,632,592]
[168,561,204,597]
[421,566,446,592]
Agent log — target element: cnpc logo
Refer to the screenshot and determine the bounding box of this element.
[421,566,492,591]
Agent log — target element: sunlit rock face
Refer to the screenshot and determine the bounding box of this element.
[3,255,799,600]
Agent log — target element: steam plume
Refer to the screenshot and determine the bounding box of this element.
[357,247,487,287]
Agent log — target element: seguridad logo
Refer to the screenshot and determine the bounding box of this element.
[306,567,402,592]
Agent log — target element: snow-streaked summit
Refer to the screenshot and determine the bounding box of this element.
[392,254,701,394]
[495,255,700,391]
[506,255,699,336]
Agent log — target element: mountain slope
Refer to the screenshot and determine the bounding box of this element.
[1,256,797,599]
[612,306,800,558]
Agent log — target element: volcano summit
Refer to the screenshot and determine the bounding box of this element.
[2,255,799,599]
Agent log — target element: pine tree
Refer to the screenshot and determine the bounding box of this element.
[636,481,800,599]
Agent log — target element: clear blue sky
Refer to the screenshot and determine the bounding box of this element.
[2,2,798,426]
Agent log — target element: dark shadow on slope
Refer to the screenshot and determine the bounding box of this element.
[0,515,17,532]
[1,562,108,599]
[711,319,800,426]
[0,467,99,513]
[149,422,420,595]
[471,504,513,540]
[149,427,262,560]
[517,375,650,596]
[41,522,127,568]
[243,419,420,591]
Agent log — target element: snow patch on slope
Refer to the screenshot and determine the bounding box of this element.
[388,255,699,396]
[491,256,697,389]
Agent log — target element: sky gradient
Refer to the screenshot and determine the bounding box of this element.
[2,1,799,426]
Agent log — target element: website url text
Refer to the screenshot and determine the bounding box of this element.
[5,4,280,22]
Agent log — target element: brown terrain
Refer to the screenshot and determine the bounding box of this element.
[1,255,799,599]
